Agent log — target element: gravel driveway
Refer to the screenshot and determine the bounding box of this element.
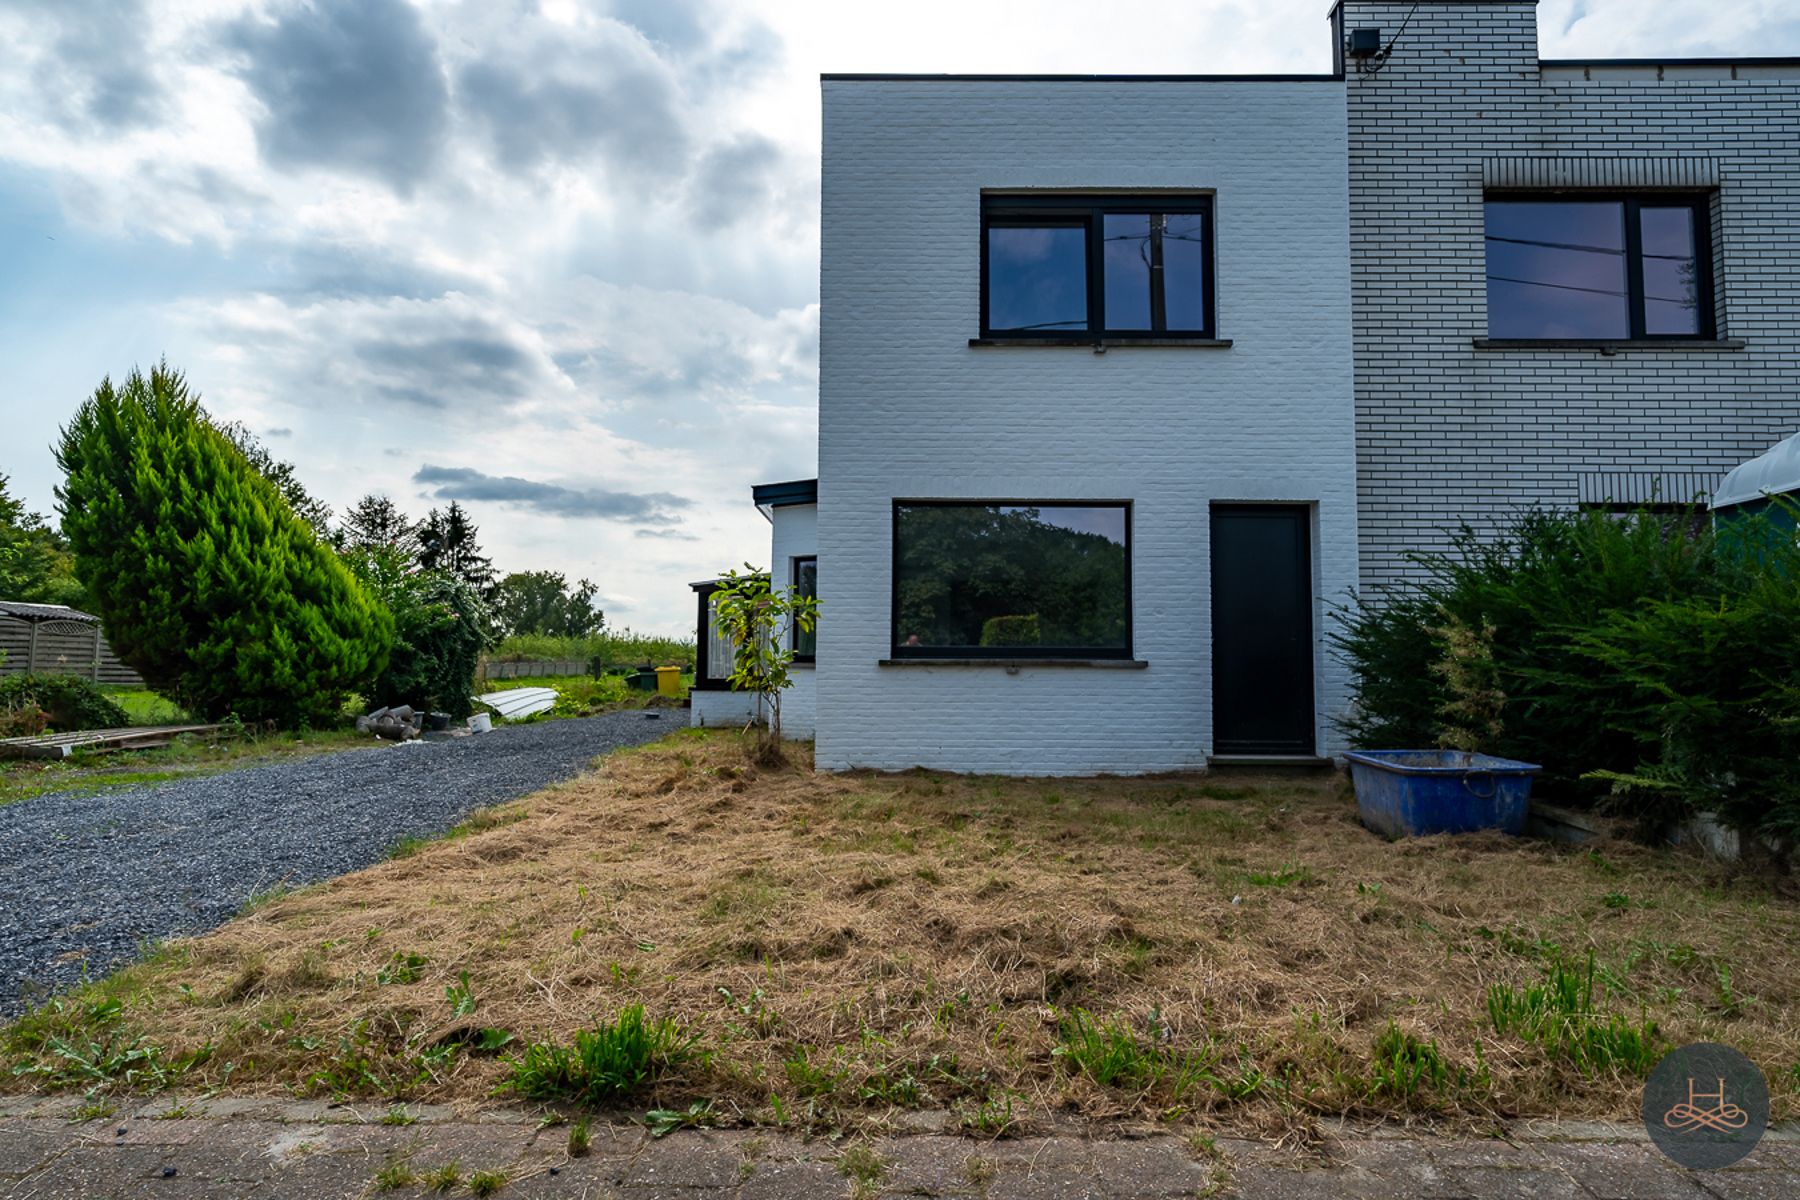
[0,711,679,1017]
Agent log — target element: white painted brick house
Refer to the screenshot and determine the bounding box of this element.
[694,0,1800,776]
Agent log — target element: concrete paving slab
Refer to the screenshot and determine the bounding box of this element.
[1537,1140,1719,1199]
[622,1127,753,1188]
[740,1158,846,1198]
[2,1108,1800,1199]
[1438,1164,1586,1199]
[1090,1139,1218,1198]
[1697,1168,1800,1200]
[878,1135,988,1196]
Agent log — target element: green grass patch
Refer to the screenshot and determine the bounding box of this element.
[1052,1008,1234,1099]
[504,1004,694,1104]
[1487,953,1661,1076]
[101,687,191,725]
[1366,1021,1487,1103]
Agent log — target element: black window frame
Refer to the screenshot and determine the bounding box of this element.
[791,555,817,663]
[692,582,730,692]
[1483,191,1716,342]
[889,499,1134,660]
[980,195,1216,340]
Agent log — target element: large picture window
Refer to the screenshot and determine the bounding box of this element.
[1484,194,1714,340]
[891,502,1131,658]
[982,196,1214,339]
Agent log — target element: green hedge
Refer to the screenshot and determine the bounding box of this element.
[1332,507,1800,844]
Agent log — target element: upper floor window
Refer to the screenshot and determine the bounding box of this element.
[1484,195,1714,340]
[982,195,1214,339]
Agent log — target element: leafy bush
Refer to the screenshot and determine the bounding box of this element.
[1332,506,1800,842]
[0,699,48,738]
[979,614,1041,648]
[504,1005,692,1103]
[364,573,491,717]
[0,673,129,733]
[54,364,391,727]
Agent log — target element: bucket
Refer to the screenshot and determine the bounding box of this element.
[1344,749,1542,838]
[468,713,493,734]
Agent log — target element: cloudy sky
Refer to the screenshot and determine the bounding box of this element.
[2,0,1796,634]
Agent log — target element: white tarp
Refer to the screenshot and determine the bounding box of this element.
[473,687,557,720]
[1712,431,1800,510]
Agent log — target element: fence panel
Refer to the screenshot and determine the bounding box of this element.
[0,617,143,685]
[478,658,590,681]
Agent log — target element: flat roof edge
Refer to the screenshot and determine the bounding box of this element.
[1541,57,1800,69]
[820,72,1343,83]
[751,478,819,507]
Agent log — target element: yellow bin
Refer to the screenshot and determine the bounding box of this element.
[655,665,682,697]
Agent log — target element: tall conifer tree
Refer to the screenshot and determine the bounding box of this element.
[55,363,391,726]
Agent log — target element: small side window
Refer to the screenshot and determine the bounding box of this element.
[791,556,817,661]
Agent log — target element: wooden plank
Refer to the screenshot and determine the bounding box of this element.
[0,723,223,760]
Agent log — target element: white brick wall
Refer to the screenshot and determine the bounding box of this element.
[816,80,1358,774]
[1340,1,1800,590]
[690,686,757,730]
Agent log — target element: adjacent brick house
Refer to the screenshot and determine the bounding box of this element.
[1340,0,1800,589]
[694,0,1800,774]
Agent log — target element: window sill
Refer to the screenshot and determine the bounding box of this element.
[969,337,1232,350]
[1472,338,1746,353]
[878,657,1149,669]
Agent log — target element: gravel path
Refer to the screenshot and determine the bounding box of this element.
[0,712,679,1016]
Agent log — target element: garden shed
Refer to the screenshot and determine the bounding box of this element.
[0,600,141,684]
[1711,431,1800,535]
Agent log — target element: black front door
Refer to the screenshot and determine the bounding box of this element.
[1210,505,1316,755]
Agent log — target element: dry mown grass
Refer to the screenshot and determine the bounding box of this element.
[7,728,1798,1138]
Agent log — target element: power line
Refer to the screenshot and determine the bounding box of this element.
[1486,274,1624,299]
[1486,233,1695,262]
[1488,274,1697,306]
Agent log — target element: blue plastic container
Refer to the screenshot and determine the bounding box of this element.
[1343,750,1542,838]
